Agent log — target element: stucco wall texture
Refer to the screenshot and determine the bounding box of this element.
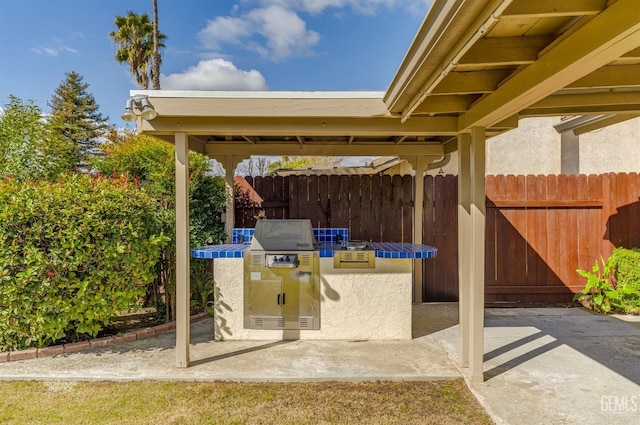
[212,258,413,341]
[429,117,640,176]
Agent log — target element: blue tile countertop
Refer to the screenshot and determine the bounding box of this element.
[191,242,437,260]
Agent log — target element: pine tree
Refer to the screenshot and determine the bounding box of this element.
[48,71,110,168]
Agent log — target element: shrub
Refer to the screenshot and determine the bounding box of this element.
[0,174,165,351]
[610,247,640,314]
[574,257,617,314]
[575,248,640,315]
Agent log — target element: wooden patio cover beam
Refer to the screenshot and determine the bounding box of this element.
[140,115,459,137]
[458,0,640,131]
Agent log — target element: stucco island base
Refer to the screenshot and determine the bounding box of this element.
[211,257,412,340]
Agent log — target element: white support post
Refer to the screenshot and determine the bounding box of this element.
[175,132,190,368]
[223,155,235,244]
[457,133,471,368]
[413,156,429,303]
[214,155,248,244]
[469,127,486,383]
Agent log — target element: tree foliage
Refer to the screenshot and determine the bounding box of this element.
[95,132,226,319]
[47,71,110,166]
[267,156,342,174]
[109,11,166,89]
[0,95,75,181]
[0,174,165,351]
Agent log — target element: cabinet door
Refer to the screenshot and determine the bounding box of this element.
[248,279,282,317]
[292,271,316,318]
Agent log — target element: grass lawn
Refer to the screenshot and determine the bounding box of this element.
[0,379,492,424]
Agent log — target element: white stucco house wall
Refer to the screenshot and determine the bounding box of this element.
[431,116,640,176]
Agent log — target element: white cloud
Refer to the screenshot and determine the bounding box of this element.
[198,1,430,60]
[198,16,253,51]
[257,0,424,15]
[161,58,268,91]
[31,38,79,57]
[247,6,320,59]
[198,5,319,61]
[31,45,78,57]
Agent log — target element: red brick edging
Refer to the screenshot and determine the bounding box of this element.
[0,312,210,363]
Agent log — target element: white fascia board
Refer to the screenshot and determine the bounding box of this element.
[130,90,386,99]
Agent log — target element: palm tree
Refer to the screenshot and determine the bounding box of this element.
[109,11,166,90]
[151,0,161,90]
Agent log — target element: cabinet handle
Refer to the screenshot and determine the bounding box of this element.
[282,293,286,305]
[277,294,281,305]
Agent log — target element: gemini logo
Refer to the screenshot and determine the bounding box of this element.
[600,395,639,412]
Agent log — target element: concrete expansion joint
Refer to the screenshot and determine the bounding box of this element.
[0,312,210,363]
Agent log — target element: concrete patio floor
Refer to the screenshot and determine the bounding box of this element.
[0,304,638,425]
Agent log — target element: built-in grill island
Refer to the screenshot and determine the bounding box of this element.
[192,220,437,341]
[244,219,320,330]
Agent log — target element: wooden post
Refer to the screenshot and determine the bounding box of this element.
[175,132,190,368]
[457,133,471,368]
[213,155,248,243]
[413,156,430,303]
[223,155,235,244]
[469,127,486,383]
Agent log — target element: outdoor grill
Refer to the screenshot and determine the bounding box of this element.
[243,219,320,330]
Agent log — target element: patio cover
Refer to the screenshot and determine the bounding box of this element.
[132,0,640,382]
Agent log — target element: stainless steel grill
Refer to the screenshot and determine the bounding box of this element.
[244,219,320,330]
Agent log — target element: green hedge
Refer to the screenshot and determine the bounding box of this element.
[0,175,165,351]
[611,247,640,314]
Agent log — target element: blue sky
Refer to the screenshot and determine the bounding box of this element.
[0,0,432,127]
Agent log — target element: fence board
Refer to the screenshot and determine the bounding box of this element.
[337,176,350,229]
[288,176,299,219]
[360,176,372,241]
[273,176,286,219]
[534,175,548,290]
[350,176,363,240]
[306,175,319,228]
[485,175,497,285]
[443,175,458,300]
[402,175,413,243]
[317,175,330,228]
[525,175,538,288]
[545,175,561,287]
[261,176,274,219]
[389,175,403,242]
[297,176,310,222]
[432,175,448,299]
[380,175,393,241]
[556,175,572,287]
[370,175,383,242]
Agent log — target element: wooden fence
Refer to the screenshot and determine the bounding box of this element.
[235,173,640,303]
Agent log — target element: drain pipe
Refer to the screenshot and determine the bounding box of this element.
[401,0,515,123]
[427,154,451,173]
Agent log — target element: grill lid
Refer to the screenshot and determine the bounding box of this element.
[250,219,317,251]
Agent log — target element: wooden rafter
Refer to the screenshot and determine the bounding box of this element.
[413,95,479,114]
[434,70,512,95]
[457,36,555,69]
[502,0,607,18]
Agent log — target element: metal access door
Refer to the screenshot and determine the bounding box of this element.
[244,251,320,330]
